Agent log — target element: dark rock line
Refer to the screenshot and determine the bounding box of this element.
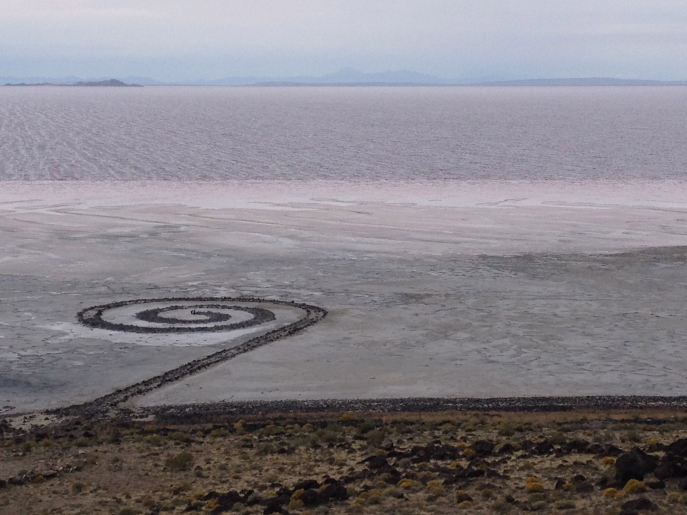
[80,299,277,333]
[51,297,327,419]
[144,395,687,421]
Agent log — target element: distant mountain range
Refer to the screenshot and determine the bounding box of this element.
[195,68,459,86]
[2,70,687,87]
[3,79,142,87]
[477,78,687,86]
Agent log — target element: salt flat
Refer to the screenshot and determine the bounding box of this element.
[1,180,687,414]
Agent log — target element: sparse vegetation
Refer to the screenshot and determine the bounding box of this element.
[165,450,194,471]
[3,410,687,514]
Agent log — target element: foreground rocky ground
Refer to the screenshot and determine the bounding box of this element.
[5,410,687,514]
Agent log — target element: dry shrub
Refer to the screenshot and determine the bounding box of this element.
[165,451,194,471]
[366,429,386,447]
[623,479,647,494]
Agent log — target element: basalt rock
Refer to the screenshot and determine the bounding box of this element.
[402,443,460,463]
[615,448,658,484]
[575,482,594,493]
[620,497,658,513]
[293,479,320,491]
[262,504,288,515]
[520,440,536,452]
[589,443,623,457]
[561,439,591,454]
[653,461,687,480]
[365,456,389,470]
[646,480,665,490]
[666,438,687,458]
[461,465,486,479]
[469,440,495,456]
[299,489,321,507]
[455,493,473,503]
[321,481,348,502]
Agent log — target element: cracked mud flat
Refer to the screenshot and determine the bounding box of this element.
[1,181,687,414]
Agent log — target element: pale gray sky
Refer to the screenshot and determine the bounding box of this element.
[1,0,686,81]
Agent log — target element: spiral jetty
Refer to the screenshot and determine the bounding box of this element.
[50,297,327,419]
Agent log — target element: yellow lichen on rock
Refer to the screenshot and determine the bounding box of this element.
[525,477,545,492]
[426,479,445,494]
[623,479,647,494]
[397,478,415,489]
[667,492,684,504]
[289,499,304,510]
[602,488,623,498]
[600,456,616,466]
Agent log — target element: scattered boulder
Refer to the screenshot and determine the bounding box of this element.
[455,492,473,503]
[533,441,554,456]
[645,442,666,453]
[497,443,516,454]
[321,481,348,502]
[520,440,536,452]
[263,504,288,515]
[560,439,590,454]
[666,439,687,458]
[575,482,594,493]
[653,461,687,480]
[620,497,658,513]
[486,468,503,479]
[293,479,320,491]
[615,449,658,484]
[589,443,623,457]
[365,456,389,470]
[645,480,665,490]
[469,440,495,456]
[299,488,321,507]
[461,465,485,479]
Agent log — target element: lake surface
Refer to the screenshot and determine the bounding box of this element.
[1,86,687,181]
[3,86,687,412]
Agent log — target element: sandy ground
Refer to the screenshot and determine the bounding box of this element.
[1,180,687,414]
[6,410,687,515]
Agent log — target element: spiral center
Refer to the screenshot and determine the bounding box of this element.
[135,305,234,325]
[78,298,278,334]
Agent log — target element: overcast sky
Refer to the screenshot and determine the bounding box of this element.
[1,0,686,81]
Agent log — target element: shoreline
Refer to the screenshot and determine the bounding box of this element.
[2,180,687,415]
[140,396,687,420]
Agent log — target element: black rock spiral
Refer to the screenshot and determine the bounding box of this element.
[78,298,277,334]
[57,297,327,419]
